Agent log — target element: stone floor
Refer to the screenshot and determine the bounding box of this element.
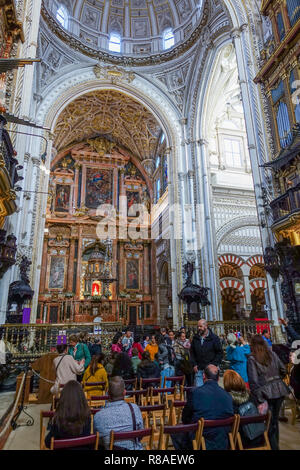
[0,392,15,420]
[3,404,300,450]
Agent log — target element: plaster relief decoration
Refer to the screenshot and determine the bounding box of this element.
[49,256,65,289]
[54,90,162,161]
[85,168,113,209]
[81,5,101,30]
[93,64,135,84]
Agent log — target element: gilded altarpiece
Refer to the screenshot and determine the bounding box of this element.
[37,139,156,325]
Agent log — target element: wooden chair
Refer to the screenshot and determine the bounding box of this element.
[150,387,175,406]
[179,385,195,401]
[168,400,187,425]
[139,404,167,447]
[236,412,271,450]
[40,410,55,450]
[50,433,99,450]
[109,427,155,450]
[158,420,203,450]
[201,415,239,450]
[124,389,150,406]
[89,394,109,408]
[140,377,161,391]
[163,375,185,388]
[124,378,138,391]
[83,381,106,398]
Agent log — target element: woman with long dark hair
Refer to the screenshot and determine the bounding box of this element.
[82,353,108,398]
[247,334,289,450]
[45,380,91,449]
[111,332,123,354]
[111,352,135,389]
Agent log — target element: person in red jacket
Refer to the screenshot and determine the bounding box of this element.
[132,335,144,359]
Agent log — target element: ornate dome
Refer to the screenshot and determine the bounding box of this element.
[42,0,208,62]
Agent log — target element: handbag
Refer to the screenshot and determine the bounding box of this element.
[238,401,265,441]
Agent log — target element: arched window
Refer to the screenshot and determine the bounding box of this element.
[108,33,121,53]
[163,29,175,50]
[56,5,68,29]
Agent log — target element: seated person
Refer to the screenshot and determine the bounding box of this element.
[136,351,161,388]
[82,353,108,398]
[94,376,144,450]
[45,380,91,449]
[223,369,264,447]
[173,364,234,450]
[111,352,136,389]
[51,344,85,396]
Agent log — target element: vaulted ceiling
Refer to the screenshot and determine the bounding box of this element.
[54,89,163,160]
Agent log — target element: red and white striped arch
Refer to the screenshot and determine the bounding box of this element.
[246,255,264,267]
[249,278,266,294]
[220,279,245,296]
[218,254,244,268]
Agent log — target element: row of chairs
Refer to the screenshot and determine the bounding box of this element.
[83,376,185,393]
[41,402,271,450]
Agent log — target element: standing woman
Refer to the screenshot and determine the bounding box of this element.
[68,334,91,382]
[111,332,123,354]
[144,334,159,361]
[247,334,289,450]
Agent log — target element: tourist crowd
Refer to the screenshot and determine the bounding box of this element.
[43,318,300,450]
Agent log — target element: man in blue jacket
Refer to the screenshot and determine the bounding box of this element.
[172,365,234,450]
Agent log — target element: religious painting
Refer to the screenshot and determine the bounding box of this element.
[49,256,65,289]
[85,168,113,209]
[55,184,70,212]
[126,259,139,290]
[127,191,140,216]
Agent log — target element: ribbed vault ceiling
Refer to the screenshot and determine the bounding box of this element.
[54,90,163,160]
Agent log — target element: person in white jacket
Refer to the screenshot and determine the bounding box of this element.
[51,344,84,396]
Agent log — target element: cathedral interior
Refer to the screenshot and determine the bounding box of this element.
[0,0,300,452]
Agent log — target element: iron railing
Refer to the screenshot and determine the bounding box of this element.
[0,322,122,359]
[0,320,274,361]
[270,183,300,224]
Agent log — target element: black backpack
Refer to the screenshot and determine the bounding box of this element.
[166,344,176,366]
[238,401,265,441]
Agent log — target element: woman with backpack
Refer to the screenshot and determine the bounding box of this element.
[173,331,193,386]
[223,369,264,448]
[247,334,289,450]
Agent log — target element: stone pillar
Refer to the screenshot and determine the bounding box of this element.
[230,25,284,325]
[76,227,83,298]
[196,139,220,321]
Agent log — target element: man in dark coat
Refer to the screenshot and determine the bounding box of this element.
[190,319,223,387]
[172,365,234,450]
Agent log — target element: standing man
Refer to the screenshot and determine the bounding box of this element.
[190,319,223,387]
[122,329,133,356]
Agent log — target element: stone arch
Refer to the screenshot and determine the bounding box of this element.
[220,278,245,297]
[246,255,265,267]
[30,72,183,324]
[216,216,259,248]
[218,254,244,268]
[249,278,267,294]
